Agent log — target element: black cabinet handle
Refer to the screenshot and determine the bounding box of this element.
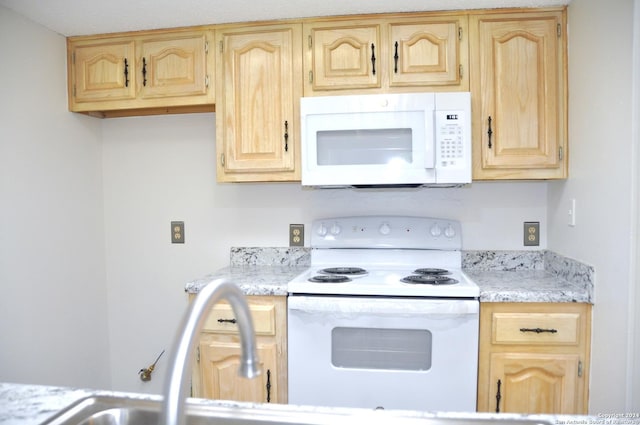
[284,121,289,152]
[217,318,236,324]
[393,41,399,73]
[142,57,147,87]
[371,43,376,75]
[487,116,493,149]
[266,369,272,403]
[124,58,129,87]
[495,379,502,413]
[520,327,558,334]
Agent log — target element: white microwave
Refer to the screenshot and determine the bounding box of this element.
[300,92,471,188]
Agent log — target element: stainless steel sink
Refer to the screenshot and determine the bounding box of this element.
[42,394,555,425]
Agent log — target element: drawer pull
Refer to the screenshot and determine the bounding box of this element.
[520,327,558,334]
[217,318,237,324]
[495,379,501,413]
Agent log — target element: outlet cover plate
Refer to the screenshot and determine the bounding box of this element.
[289,224,304,247]
[524,222,540,246]
[171,221,185,244]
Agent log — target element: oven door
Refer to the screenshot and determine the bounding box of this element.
[287,296,479,412]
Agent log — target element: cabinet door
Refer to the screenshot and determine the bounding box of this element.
[216,24,302,181]
[489,352,580,414]
[69,39,136,105]
[305,23,381,91]
[388,17,467,88]
[200,340,279,403]
[138,31,213,101]
[470,11,567,179]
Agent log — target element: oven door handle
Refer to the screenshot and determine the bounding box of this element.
[287,296,478,316]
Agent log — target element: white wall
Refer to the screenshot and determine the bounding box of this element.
[100,113,549,392]
[548,0,637,413]
[0,7,111,389]
[630,0,640,411]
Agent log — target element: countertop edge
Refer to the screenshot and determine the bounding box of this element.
[0,382,616,425]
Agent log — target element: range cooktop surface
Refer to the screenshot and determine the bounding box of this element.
[287,216,479,298]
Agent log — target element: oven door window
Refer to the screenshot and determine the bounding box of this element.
[331,327,432,371]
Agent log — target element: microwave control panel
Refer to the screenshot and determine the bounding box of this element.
[435,110,466,168]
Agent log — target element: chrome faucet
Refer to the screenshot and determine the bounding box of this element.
[162,279,261,425]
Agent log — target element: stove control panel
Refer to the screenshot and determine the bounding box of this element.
[311,216,462,250]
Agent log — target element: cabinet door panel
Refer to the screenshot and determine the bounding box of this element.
[471,12,566,179]
[388,20,462,87]
[217,25,301,180]
[201,341,278,403]
[72,40,136,103]
[139,34,209,99]
[307,24,381,90]
[489,352,579,414]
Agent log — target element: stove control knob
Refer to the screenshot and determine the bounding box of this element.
[444,224,456,238]
[330,223,342,236]
[317,223,328,237]
[430,224,442,237]
[379,222,391,235]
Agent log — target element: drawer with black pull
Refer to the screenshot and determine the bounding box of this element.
[491,310,581,345]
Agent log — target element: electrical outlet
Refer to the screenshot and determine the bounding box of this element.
[289,224,304,247]
[524,222,539,246]
[171,221,185,244]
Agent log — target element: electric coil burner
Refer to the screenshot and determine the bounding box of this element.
[308,275,352,283]
[287,216,480,412]
[400,274,459,285]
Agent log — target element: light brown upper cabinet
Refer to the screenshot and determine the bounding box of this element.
[303,14,468,95]
[215,23,303,182]
[67,28,214,117]
[470,9,567,180]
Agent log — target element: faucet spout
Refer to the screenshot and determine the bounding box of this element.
[162,278,261,425]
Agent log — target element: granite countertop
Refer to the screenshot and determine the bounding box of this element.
[186,248,594,304]
[3,382,622,425]
[184,265,306,296]
[466,270,591,303]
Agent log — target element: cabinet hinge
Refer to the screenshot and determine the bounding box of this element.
[458,27,463,41]
[557,23,562,38]
[196,346,200,363]
[308,71,313,84]
[221,153,225,167]
[459,64,463,79]
[72,52,75,65]
[73,84,76,97]
[205,41,209,54]
[219,40,224,53]
[559,146,564,161]
[578,360,583,377]
[205,75,210,88]
[308,35,312,49]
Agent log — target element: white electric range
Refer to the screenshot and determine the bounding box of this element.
[287,216,480,412]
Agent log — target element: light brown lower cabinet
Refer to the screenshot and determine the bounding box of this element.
[477,303,591,414]
[190,295,287,404]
